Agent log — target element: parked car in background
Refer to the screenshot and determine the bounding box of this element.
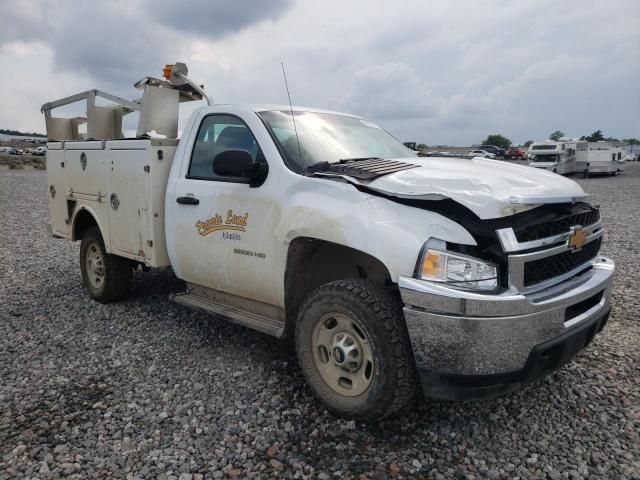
[32,146,46,156]
[504,147,527,159]
[478,145,505,157]
[468,149,496,159]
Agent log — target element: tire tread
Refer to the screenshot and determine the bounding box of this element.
[295,279,418,420]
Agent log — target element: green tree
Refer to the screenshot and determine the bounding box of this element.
[623,138,640,145]
[582,130,604,142]
[549,130,564,141]
[481,134,511,150]
[524,140,534,147]
[416,143,427,150]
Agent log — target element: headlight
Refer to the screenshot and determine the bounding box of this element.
[419,248,498,290]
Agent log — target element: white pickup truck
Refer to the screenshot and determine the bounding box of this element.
[43,64,615,420]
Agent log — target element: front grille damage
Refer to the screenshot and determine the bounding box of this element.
[514,204,600,242]
[354,191,603,290]
[524,237,602,286]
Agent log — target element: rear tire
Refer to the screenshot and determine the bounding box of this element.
[295,279,418,421]
[80,227,133,303]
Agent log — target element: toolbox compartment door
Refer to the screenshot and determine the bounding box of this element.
[63,141,106,200]
[46,142,70,237]
[106,145,150,258]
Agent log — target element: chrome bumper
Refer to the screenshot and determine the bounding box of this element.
[399,257,615,379]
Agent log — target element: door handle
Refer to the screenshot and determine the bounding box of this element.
[176,196,200,205]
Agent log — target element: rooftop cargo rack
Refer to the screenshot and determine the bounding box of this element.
[41,62,211,142]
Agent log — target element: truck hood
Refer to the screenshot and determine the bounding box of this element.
[339,156,588,219]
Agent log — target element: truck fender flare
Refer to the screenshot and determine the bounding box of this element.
[283,237,394,334]
[70,206,111,253]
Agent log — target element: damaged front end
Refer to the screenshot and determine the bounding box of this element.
[302,151,613,400]
[395,198,613,400]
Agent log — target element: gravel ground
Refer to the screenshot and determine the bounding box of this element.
[1,165,639,480]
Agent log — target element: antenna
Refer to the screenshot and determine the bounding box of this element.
[281,62,303,163]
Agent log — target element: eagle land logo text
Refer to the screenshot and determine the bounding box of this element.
[196,210,249,236]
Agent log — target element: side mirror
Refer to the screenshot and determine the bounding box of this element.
[212,149,268,187]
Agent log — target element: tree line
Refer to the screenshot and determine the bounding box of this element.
[0,128,47,138]
[548,129,638,144]
[475,131,640,150]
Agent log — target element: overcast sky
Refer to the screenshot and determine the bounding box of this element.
[1,0,638,145]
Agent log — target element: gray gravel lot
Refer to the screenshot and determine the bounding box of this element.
[1,165,639,479]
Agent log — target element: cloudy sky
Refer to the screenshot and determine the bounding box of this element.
[1,0,638,145]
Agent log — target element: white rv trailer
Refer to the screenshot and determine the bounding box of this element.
[528,140,577,175]
[575,141,589,173]
[576,141,626,176]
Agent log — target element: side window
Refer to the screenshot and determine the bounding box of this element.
[188,114,265,181]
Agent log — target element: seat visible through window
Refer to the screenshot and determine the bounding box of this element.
[188,115,264,180]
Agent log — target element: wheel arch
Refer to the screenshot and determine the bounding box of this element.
[283,236,394,336]
[71,206,111,252]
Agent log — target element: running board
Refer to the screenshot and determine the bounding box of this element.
[170,291,285,337]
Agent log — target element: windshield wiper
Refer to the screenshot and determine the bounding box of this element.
[306,157,384,172]
[338,157,383,163]
[305,157,385,175]
[305,161,331,173]
[306,157,417,181]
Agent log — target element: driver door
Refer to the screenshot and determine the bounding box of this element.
[169,113,281,306]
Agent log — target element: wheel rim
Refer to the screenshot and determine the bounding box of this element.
[85,242,105,289]
[311,312,374,397]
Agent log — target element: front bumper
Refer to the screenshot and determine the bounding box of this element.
[399,257,615,400]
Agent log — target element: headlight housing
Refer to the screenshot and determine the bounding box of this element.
[418,248,498,291]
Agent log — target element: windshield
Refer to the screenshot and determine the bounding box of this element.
[258,110,413,169]
[531,154,558,163]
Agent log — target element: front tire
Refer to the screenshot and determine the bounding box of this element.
[295,280,418,420]
[80,227,133,303]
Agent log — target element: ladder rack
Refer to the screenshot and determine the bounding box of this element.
[41,62,211,142]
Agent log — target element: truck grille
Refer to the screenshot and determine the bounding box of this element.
[515,208,600,242]
[524,238,602,286]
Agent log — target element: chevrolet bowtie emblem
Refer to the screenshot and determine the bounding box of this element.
[568,227,587,251]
